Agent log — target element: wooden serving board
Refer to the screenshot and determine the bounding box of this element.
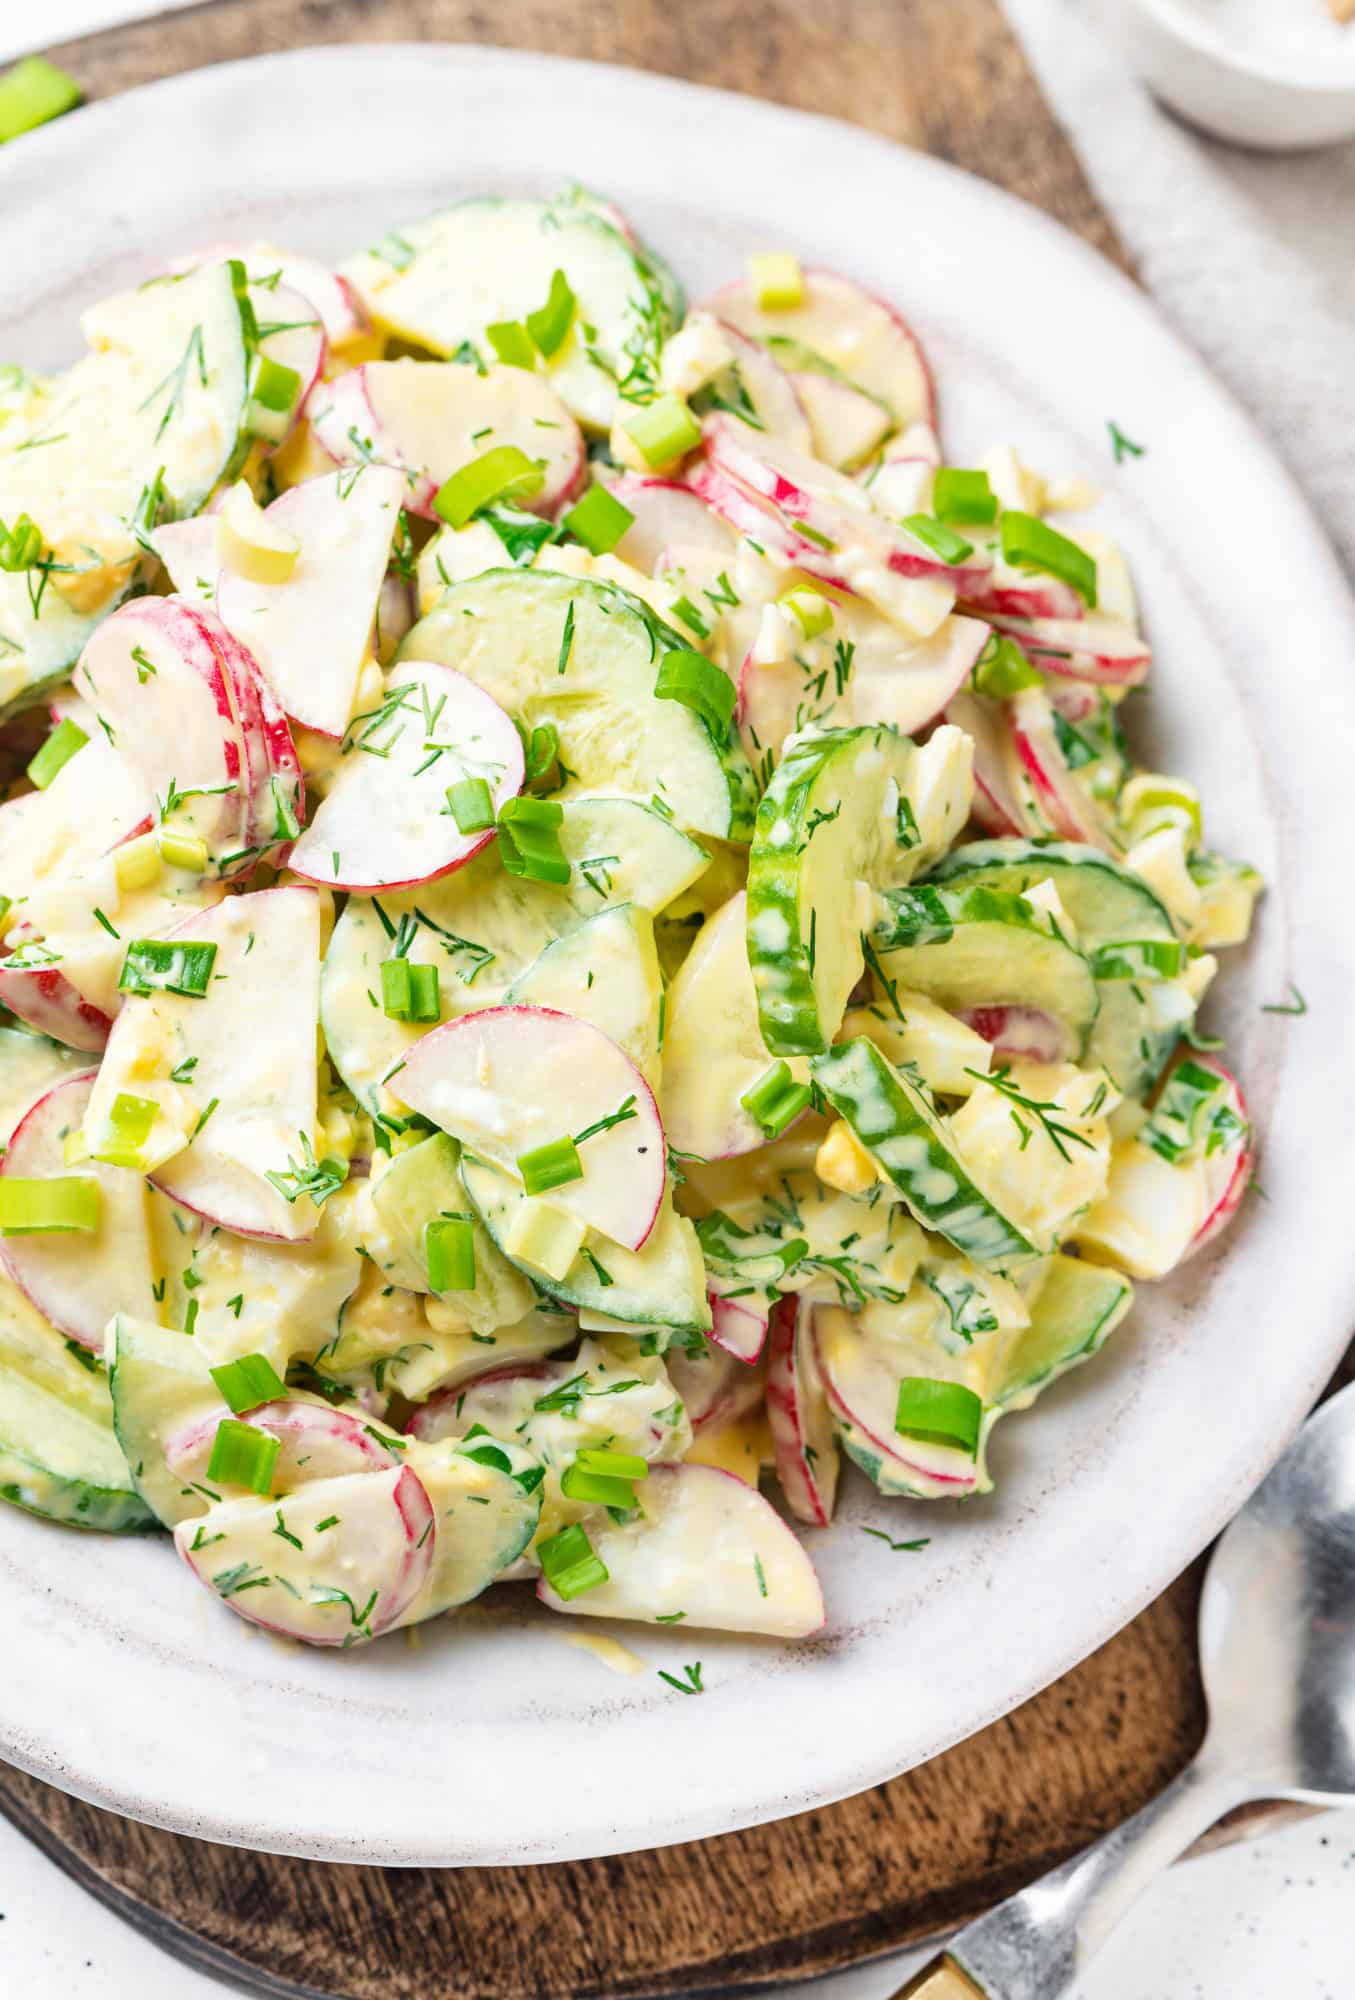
[2,2,1339,1993]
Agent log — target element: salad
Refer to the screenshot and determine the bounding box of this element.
[0,187,1262,1651]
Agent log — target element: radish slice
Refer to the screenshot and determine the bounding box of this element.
[175,1464,435,1646]
[1183,1058,1253,1261]
[704,316,813,454]
[405,1361,550,1443]
[704,267,935,432]
[289,663,523,892]
[954,1003,1070,1066]
[790,369,892,472]
[394,1006,665,1253]
[0,731,150,902]
[666,1339,766,1431]
[1007,684,1115,850]
[813,1305,983,1498]
[607,474,736,574]
[0,963,113,1052]
[87,886,323,1243]
[766,1296,839,1526]
[963,559,1087,625]
[215,467,404,738]
[172,240,367,347]
[0,1071,154,1351]
[76,597,249,853]
[985,613,1151,689]
[309,362,585,520]
[537,1462,824,1637]
[708,1290,769,1364]
[165,1398,401,1488]
[250,280,327,443]
[207,621,305,861]
[862,421,941,516]
[943,688,1027,837]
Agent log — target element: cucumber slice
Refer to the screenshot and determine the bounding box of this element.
[871,882,1099,1061]
[0,1026,86,1143]
[108,1312,219,1528]
[997,1256,1133,1408]
[320,796,708,1118]
[400,570,754,842]
[0,261,256,715]
[505,903,662,1089]
[460,1154,710,1333]
[746,723,972,1055]
[399,1433,543,1624]
[342,194,681,432]
[0,1275,153,1532]
[811,1036,1035,1270]
[924,839,1185,1098]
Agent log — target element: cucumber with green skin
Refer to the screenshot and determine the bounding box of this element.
[108,1313,221,1529]
[0,260,258,716]
[459,1154,711,1335]
[0,1281,154,1533]
[870,882,1099,1061]
[505,903,663,1089]
[746,723,972,1056]
[811,1036,1035,1271]
[923,839,1188,1098]
[997,1255,1133,1407]
[320,795,709,1119]
[401,570,755,843]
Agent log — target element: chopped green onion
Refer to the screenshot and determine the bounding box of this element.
[209,1352,286,1414]
[538,1521,609,1600]
[207,1417,279,1495]
[0,57,83,145]
[426,1214,476,1292]
[497,794,570,885]
[669,594,710,639]
[249,353,301,414]
[894,1377,983,1457]
[1120,774,1202,846]
[114,832,161,893]
[577,1447,648,1481]
[271,776,301,841]
[27,718,87,790]
[516,719,559,786]
[973,633,1042,698]
[933,467,998,526]
[0,1176,99,1236]
[1089,938,1184,981]
[158,828,210,873]
[655,648,735,739]
[517,1135,583,1196]
[902,514,975,566]
[746,252,804,311]
[562,483,633,556]
[1000,512,1098,608]
[525,269,576,358]
[485,320,537,371]
[446,776,495,835]
[781,589,833,640]
[560,1462,636,1509]
[381,957,440,1022]
[118,939,217,998]
[90,1092,157,1168]
[740,1060,812,1138]
[432,446,546,531]
[622,394,701,469]
[0,513,42,571]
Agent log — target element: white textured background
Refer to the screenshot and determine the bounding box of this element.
[1,2,1353,1994]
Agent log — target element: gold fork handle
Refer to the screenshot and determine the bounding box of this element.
[891,1955,989,1999]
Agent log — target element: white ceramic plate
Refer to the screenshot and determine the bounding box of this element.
[1,44,1353,1868]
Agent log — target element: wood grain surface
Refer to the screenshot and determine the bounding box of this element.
[0,2,1327,1995]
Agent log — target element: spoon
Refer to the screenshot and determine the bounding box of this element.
[896,1379,1355,1999]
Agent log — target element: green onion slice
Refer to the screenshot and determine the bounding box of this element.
[207,1417,280,1495]
[0,1176,100,1236]
[249,353,302,415]
[562,483,634,556]
[559,1463,635,1509]
[486,320,537,371]
[497,795,571,885]
[576,1447,648,1481]
[538,1522,609,1600]
[381,957,440,1022]
[90,1091,157,1168]
[525,269,577,358]
[517,1135,583,1196]
[432,446,546,531]
[973,633,1042,698]
[446,776,495,835]
[894,1376,983,1457]
[622,395,701,469]
[425,1214,476,1292]
[1000,511,1098,608]
[27,718,88,790]
[740,1060,812,1139]
[0,57,83,145]
[1089,939,1184,982]
[655,649,735,739]
[902,514,975,566]
[933,467,998,526]
[210,1352,287,1415]
[118,939,217,998]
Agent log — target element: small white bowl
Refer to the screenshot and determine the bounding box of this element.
[1117,0,1355,149]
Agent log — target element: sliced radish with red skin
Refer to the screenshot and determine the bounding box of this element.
[0,965,113,1052]
[76,597,249,852]
[1046,678,1103,726]
[943,689,1026,837]
[813,1306,982,1499]
[289,663,522,893]
[963,558,1087,624]
[685,458,823,572]
[308,361,585,520]
[171,240,367,347]
[738,609,986,754]
[986,613,1151,689]
[175,1463,435,1647]
[708,317,813,454]
[862,420,941,516]
[665,1340,765,1432]
[250,280,327,443]
[606,474,737,573]
[954,1004,1070,1066]
[195,616,304,867]
[394,1006,666,1253]
[0,1071,153,1349]
[406,1360,553,1442]
[766,1296,840,1527]
[790,369,892,472]
[1181,1058,1253,1262]
[704,267,935,432]
[165,1398,400,1489]
[0,737,151,914]
[538,1461,824,1637]
[216,467,404,738]
[707,1289,769,1364]
[1008,684,1115,851]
